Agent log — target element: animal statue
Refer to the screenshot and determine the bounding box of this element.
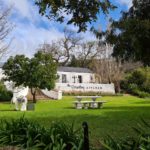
[11,86,29,111]
[12,95,28,111]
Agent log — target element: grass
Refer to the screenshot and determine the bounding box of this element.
[0,95,150,147]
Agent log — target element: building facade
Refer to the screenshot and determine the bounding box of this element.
[0,64,115,95]
[57,66,95,84]
[56,66,115,94]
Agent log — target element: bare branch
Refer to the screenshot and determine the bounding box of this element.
[0,4,13,59]
[38,28,82,66]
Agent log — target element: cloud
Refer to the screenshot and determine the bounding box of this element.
[0,0,65,60]
[7,22,65,58]
[0,0,107,62]
[115,0,132,8]
[1,0,31,18]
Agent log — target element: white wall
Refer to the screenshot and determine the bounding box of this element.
[41,89,62,100]
[55,83,115,94]
[57,71,95,83]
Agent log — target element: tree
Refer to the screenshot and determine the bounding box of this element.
[39,28,82,66]
[104,0,150,66]
[90,42,142,93]
[35,0,115,32]
[68,41,113,69]
[76,41,104,67]
[0,4,13,59]
[2,52,57,103]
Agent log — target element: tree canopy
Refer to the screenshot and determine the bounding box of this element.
[35,0,115,32]
[2,51,57,102]
[104,0,150,66]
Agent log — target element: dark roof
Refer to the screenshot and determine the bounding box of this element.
[58,66,93,73]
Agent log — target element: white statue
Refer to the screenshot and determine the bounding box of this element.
[12,95,28,111]
[11,86,29,111]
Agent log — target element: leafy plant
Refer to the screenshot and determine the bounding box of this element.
[0,81,13,101]
[101,119,150,150]
[63,91,122,97]
[2,51,57,103]
[0,117,83,150]
[121,67,150,98]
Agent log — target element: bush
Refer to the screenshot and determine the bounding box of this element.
[101,119,150,150]
[0,117,83,150]
[63,91,121,97]
[0,81,13,101]
[121,67,150,98]
[132,89,150,98]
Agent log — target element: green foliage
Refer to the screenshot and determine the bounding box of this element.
[121,67,150,98]
[0,117,83,150]
[105,0,150,66]
[101,119,150,150]
[63,91,121,97]
[26,51,57,90]
[0,81,13,101]
[2,51,57,102]
[35,0,116,32]
[131,89,150,98]
[0,96,150,147]
[2,55,30,86]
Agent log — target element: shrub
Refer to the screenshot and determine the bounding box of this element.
[101,119,150,150]
[0,117,83,150]
[0,81,13,101]
[121,67,150,98]
[63,91,121,97]
[127,83,138,93]
[128,69,146,86]
[132,89,150,98]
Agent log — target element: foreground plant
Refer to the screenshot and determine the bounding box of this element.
[101,119,150,150]
[0,117,83,150]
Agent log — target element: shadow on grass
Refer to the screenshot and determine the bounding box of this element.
[0,109,16,112]
[102,105,150,110]
[133,101,150,104]
[64,105,150,111]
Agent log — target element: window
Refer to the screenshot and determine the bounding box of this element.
[78,75,82,83]
[62,74,67,83]
[90,75,93,83]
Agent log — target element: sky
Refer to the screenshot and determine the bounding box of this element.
[0,0,132,61]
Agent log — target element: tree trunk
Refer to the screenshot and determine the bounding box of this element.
[31,88,37,103]
[115,81,121,93]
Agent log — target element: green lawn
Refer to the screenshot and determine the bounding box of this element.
[0,95,150,147]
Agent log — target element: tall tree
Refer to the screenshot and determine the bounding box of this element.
[74,41,103,68]
[0,4,13,59]
[104,0,150,66]
[35,0,116,32]
[90,42,142,92]
[2,52,57,103]
[68,41,112,68]
[39,28,82,66]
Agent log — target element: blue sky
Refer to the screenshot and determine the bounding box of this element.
[1,0,132,60]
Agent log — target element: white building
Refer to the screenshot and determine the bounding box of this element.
[55,66,115,94]
[0,64,115,95]
[57,66,95,84]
